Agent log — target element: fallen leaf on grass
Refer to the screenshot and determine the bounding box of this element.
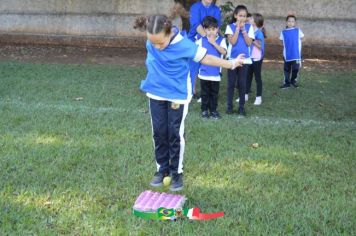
[44,201,53,206]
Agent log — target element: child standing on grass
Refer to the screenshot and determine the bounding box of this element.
[279,14,304,89]
[133,15,244,191]
[188,0,222,101]
[246,13,266,105]
[225,5,255,116]
[197,16,227,120]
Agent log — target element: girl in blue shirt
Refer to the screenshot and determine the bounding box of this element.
[246,13,266,105]
[225,5,255,116]
[134,15,244,191]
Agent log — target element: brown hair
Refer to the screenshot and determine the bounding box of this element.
[133,15,172,36]
[286,15,297,21]
[230,5,248,24]
[252,13,267,38]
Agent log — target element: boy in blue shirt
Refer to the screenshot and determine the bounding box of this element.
[196,16,227,119]
[279,15,304,88]
[188,0,222,101]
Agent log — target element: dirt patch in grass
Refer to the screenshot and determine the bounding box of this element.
[0,44,355,72]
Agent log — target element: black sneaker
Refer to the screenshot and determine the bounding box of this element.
[170,173,183,191]
[280,84,290,89]
[291,81,299,88]
[210,111,221,120]
[201,110,210,119]
[150,172,166,187]
[226,109,233,115]
[237,108,246,116]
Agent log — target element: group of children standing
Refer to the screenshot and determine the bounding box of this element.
[188,2,304,119]
[133,0,304,191]
[190,4,266,118]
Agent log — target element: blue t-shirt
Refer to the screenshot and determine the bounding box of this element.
[187,2,221,41]
[141,29,207,101]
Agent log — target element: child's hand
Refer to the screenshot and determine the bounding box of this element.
[231,54,245,69]
[239,22,245,31]
[207,34,216,45]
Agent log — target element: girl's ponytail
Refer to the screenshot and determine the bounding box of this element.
[133,16,148,31]
[134,15,172,36]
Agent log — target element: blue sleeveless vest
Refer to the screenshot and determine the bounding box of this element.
[199,36,224,77]
[229,23,252,59]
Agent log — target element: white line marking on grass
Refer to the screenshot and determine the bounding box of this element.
[1,100,355,128]
[0,100,135,113]
[249,116,355,127]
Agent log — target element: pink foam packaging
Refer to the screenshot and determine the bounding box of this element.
[133,190,186,212]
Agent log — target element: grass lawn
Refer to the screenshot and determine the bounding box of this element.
[0,60,355,235]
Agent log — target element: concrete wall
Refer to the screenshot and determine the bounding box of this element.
[220,0,356,46]
[0,0,355,57]
[0,0,175,47]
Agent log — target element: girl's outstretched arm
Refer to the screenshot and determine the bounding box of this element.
[201,54,245,70]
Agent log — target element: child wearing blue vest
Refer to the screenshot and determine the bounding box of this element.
[197,16,227,119]
[225,5,255,116]
[246,13,266,105]
[134,15,244,191]
[279,15,304,88]
[188,0,222,101]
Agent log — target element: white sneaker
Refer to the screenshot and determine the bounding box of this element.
[236,94,248,103]
[197,98,201,103]
[254,96,262,105]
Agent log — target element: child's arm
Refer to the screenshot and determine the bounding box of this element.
[208,36,227,55]
[300,29,305,42]
[201,54,244,70]
[279,31,284,45]
[196,25,207,37]
[241,23,253,46]
[227,25,239,45]
[252,39,262,49]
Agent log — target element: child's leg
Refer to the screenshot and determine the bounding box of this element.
[200,79,209,112]
[210,80,220,113]
[149,99,170,174]
[291,62,300,84]
[283,61,292,85]
[246,64,254,95]
[206,80,212,112]
[227,69,237,112]
[254,60,263,97]
[167,102,188,175]
[237,65,249,110]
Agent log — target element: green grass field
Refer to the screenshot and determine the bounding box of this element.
[0,61,355,235]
